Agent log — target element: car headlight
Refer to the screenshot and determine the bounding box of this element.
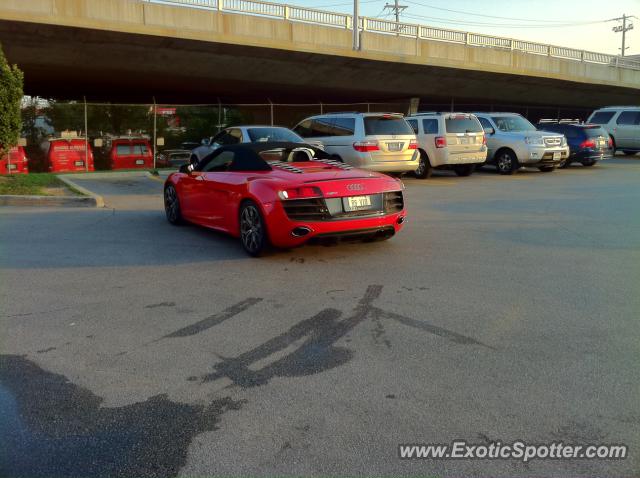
[524,136,544,145]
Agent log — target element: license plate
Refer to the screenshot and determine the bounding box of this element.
[597,140,605,148]
[7,164,16,170]
[344,195,372,211]
[460,137,470,144]
[136,159,145,165]
[386,142,403,152]
[553,152,561,160]
[74,161,84,166]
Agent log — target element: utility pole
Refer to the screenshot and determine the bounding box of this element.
[352,0,360,50]
[612,14,635,56]
[384,0,407,32]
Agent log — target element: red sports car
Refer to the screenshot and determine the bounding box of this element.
[163,142,406,256]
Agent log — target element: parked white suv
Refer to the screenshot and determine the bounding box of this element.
[293,112,419,173]
[475,113,569,174]
[587,106,640,155]
[406,112,487,178]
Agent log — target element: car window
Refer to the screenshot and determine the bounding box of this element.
[311,118,335,137]
[228,129,242,143]
[616,111,640,125]
[247,127,303,143]
[406,119,419,134]
[364,116,413,136]
[228,149,272,171]
[491,116,536,132]
[477,117,493,131]
[293,120,313,138]
[200,150,235,172]
[445,116,483,134]
[422,119,439,134]
[589,112,615,125]
[116,144,130,156]
[332,118,356,136]
[132,144,149,155]
[211,131,228,144]
[583,126,608,138]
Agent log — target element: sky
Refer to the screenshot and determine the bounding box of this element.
[289,0,640,56]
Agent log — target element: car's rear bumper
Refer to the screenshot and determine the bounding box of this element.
[431,150,488,167]
[569,150,613,161]
[263,202,406,248]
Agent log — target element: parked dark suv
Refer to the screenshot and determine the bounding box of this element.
[536,120,613,167]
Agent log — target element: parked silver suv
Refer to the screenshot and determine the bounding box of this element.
[293,112,419,173]
[587,106,640,155]
[475,113,569,174]
[406,112,487,178]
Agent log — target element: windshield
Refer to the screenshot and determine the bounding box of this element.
[247,127,303,143]
[491,116,536,132]
[364,116,413,136]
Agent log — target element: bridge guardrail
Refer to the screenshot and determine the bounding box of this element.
[146,0,640,71]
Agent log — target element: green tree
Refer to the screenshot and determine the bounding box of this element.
[0,42,24,154]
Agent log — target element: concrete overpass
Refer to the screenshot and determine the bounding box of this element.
[0,0,639,106]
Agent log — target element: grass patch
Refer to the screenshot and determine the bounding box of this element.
[0,174,75,196]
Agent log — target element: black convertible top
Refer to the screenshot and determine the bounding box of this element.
[196,141,332,172]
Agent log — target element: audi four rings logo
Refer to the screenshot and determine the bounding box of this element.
[347,184,364,191]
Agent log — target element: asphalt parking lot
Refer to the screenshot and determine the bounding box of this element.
[1,158,639,477]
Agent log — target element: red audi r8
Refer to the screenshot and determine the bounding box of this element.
[163,142,406,256]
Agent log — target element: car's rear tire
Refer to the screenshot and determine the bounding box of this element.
[495,150,519,175]
[538,166,555,172]
[414,152,432,179]
[453,164,475,177]
[558,159,570,169]
[164,185,184,225]
[239,201,268,257]
[582,160,597,167]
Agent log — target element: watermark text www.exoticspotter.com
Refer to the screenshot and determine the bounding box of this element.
[398,441,628,463]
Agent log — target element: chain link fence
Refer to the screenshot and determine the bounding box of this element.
[19,98,593,172]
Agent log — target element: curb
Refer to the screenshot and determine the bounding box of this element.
[57,175,105,208]
[146,172,165,183]
[0,195,99,207]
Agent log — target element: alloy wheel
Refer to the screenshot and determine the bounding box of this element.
[240,204,264,255]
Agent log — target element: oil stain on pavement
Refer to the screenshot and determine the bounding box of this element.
[0,355,244,478]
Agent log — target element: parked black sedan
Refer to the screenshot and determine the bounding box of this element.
[537,121,613,167]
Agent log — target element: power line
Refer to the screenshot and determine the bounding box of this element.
[402,12,610,29]
[384,0,408,25]
[402,0,605,24]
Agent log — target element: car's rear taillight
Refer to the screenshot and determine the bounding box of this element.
[408,139,418,150]
[353,141,380,152]
[482,135,487,145]
[278,186,323,200]
[580,139,596,149]
[435,136,447,148]
[608,137,614,148]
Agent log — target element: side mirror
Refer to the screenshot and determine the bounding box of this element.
[179,164,190,174]
[201,138,210,145]
[484,127,495,135]
[189,155,199,167]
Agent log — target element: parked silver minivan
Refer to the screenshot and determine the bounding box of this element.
[587,107,640,155]
[293,112,419,173]
[406,112,487,178]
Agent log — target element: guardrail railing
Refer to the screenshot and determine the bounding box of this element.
[146,0,640,71]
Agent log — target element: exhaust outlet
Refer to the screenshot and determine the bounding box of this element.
[291,226,312,237]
